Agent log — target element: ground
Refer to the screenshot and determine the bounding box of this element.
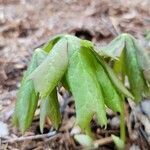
[0,0,150,149]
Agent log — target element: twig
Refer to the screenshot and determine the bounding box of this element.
[94,136,113,147]
[2,131,60,144]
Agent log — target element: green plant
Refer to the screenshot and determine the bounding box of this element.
[100,33,150,102]
[99,33,150,147]
[13,34,149,149]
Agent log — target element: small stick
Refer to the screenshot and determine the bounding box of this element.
[2,131,60,144]
[94,136,113,147]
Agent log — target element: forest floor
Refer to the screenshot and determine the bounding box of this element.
[0,0,150,149]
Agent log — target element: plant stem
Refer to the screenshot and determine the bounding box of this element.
[120,73,126,143]
[120,99,126,143]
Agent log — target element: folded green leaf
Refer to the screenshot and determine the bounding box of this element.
[67,47,107,135]
[40,88,61,133]
[13,48,47,133]
[29,38,69,98]
[132,37,150,83]
[125,36,149,102]
[99,33,149,102]
[94,59,122,112]
[133,40,150,71]
[81,42,122,112]
[61,35,81,91]
[97,57,134,99]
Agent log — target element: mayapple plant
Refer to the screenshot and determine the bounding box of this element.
[99,33,150,102]
[13,34,149,149]
[97,33,150,148]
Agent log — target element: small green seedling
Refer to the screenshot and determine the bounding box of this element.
[13,34,149,149]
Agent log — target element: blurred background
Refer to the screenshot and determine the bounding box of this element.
[0,0,150,149]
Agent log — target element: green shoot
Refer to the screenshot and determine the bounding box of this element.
[13,34,150,149]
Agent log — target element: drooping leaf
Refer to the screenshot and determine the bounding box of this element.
[29,38,69,98]
[126,35,150,72]
[60,35,81,91]
[132,36,150,83]
[67,46,107,135]
[97,57,134,99]
[94,59,122,113]
[44,35,70,91]
[13,48,47,133]
[124,36,149,102]
[98,33,149,101]
[40,88,61,133]
[82,41,123,112]
[81,42,122,112]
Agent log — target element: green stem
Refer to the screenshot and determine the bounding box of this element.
[120,100,126,143]
[120,73,126,143]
